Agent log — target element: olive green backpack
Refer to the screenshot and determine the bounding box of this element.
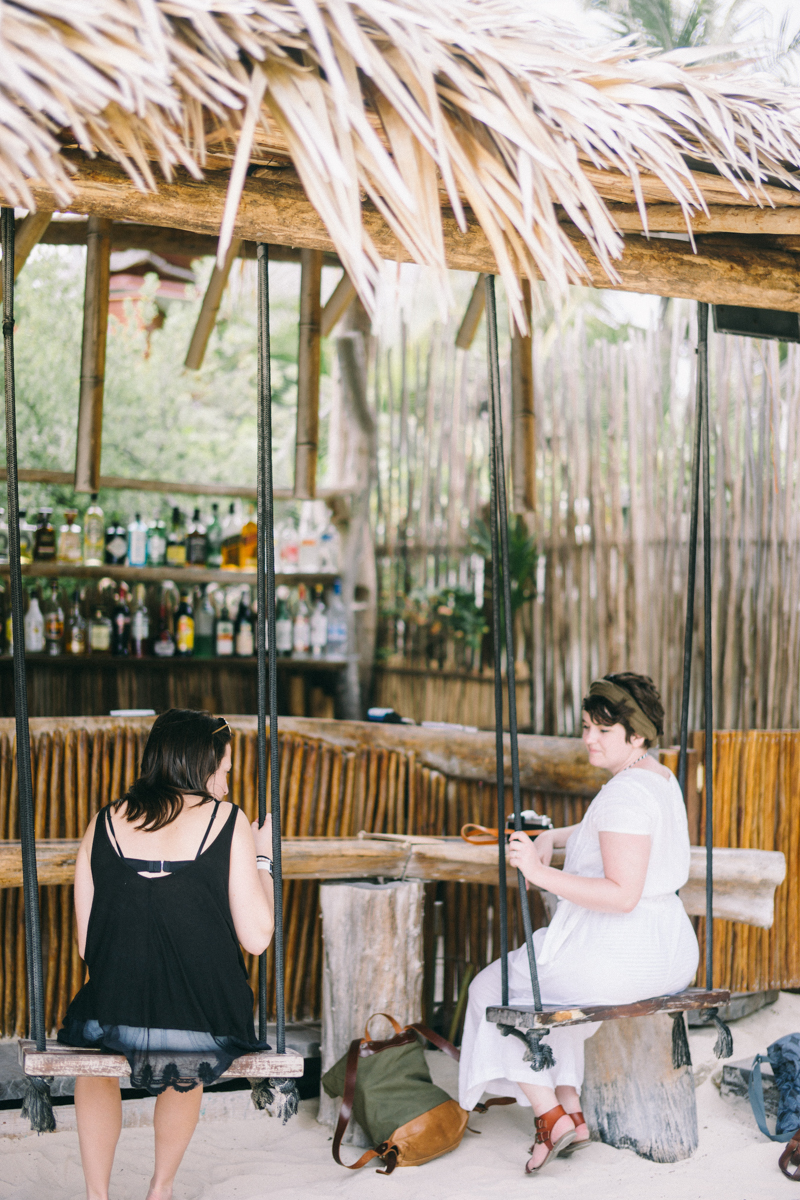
[322,1013,513,1175]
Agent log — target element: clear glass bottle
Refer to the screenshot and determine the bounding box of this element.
[175,591,195,657]
[105,515,127,566]
[194,586,216,658]
[221,503,241,570]
[310,583,328,657]
[83,494,105,565]
[326,579,348,656]
[18,511,34,565]
[185,508,207,566]
[127,513,148,568]
[275,585,293,656]
[0,508,10,565]
[34,508,56,562]
[43,584,64,656]
[318,521,340,572]
[235,586,254,656]
[215,600,234,656]
[65,591,87,655]
[166,507,187,568]
[57,509,82,565]
[239,504,257,571]
[205,503,223,570]
[292,584,311,655]
[147,519,167,567]
[130,583,150,658]
[298,503,319,572]
[278,519,299,573]
[25,591,45,652]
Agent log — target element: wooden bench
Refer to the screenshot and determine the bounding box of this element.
[19,1041,304,1080]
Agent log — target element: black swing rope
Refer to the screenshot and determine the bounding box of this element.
[485,276,553,1071]
[251,242,299,1120]
[2,207,55,1130]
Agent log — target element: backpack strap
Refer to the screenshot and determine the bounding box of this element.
[332,1038,379,1169]
[749,1053,792,1142]
[406,1023,461,1061]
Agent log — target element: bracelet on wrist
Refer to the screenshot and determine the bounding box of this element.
[256,856,273,876]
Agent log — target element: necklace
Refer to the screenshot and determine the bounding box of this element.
[620,752,649,774]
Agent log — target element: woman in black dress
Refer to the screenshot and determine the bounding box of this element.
[59,710,275,1200]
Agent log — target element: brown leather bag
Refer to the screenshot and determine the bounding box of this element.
[328,1013,513,1175]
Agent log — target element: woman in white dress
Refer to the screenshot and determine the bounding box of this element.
[458,673,699,1174]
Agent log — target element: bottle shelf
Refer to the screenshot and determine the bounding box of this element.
[0,564,339,587]
[0,653,354,672]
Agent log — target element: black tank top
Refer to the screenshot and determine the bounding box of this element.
[61,802,255,1042]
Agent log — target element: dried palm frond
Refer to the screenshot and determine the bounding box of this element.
[2,1,800,326]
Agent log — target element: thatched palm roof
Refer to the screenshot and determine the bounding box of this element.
[3,1,800,325]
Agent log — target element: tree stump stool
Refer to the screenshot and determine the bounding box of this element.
[582,1013,697,1162]
[318,879,425,1145]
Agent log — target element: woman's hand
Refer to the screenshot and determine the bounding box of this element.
[507,830,548,886]
[251,814,273,859]
[532,830,555,867]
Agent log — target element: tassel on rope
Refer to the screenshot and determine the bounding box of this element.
[670,1013,692,1069]
[250,1076,300,1122]
[693,1006,734,1060]
[20,1076,55,1134]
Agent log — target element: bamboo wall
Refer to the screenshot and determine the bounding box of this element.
[0,719,795,1039]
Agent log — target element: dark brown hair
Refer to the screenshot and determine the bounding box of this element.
[117,709,232,831]
[581,673,664,748]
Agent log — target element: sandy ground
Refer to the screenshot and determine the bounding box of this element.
[1,994,797,1199]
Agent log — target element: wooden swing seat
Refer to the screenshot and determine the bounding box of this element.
[18,1040,304,1079]
[486,987,731,1031]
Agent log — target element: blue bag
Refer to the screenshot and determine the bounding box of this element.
[748,1033,800,1142]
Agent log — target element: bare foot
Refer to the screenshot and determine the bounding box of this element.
[570,1116,590,1143]
[146,1181,172,1200]
[525,1112,574,1171]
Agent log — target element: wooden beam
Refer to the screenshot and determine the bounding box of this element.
[0,466,349,502]
[511,276,535,512]
[320,271,357,336]
[0,210,53,303]
[455,273,486,349]
[20,154,800,310]
[74,216,111,493]
[603,201,800,235]
[184,237,242,369]
[295,248,322,499]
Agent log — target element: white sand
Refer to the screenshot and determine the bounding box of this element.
[2,994,797,1199]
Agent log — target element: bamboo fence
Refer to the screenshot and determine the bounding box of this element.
[372,299,800,741]
[0,718,795,1039]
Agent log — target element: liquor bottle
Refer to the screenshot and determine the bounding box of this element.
[105,515,127,566]
[89,606,112,654]
[310,584,328,657]
[43,584,64,656]
[0,508,9,565]
[298,504,319,572]
[205,503,223,569]
[110,586,131,656]
[326,579,348,656]
[127,513,148,568]
[130,583,150,657]
[153,588,176,657]
[25,591,45,652]
[216,600,234,656]
[33,508,56,562]
[147,519,167,567]
[293,584,311,655]
[239,504,257,571]
[83,494,105,565]
[194,586,216,658]
[18,512,34,565]
[275,585,293,656]
[221,503,241,570]
[65,591,87,655]
[278,520,299,572]
[166,507,187,568]
[185,508,207,566]
[234,586,254,656]
[318,521,340,572]
[57,510,82,565]
[175,591,195,657]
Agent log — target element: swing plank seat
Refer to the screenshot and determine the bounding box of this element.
[18,1040,304,1079]
[486,987,730,1031]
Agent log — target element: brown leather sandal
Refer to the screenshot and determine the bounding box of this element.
[525,1104,576,1175]
[780,1130,800,1180]
[558,1110,592,1157]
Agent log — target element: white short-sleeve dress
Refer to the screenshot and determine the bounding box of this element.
[458,766,699,1109]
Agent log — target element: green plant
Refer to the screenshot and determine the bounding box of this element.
[470,515,537,620]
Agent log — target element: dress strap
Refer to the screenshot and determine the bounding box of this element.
[105,806,125,859]
[196,801,220,859]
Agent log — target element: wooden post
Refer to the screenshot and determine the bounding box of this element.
[581,1014,698,1162]
[0,211,53,305]
[74,217,111,493]
[511,277,535,512]
[184,237,242,369]
[295,249,323,499]
[455,273,486,350]
[318,880,425,1144]
[321,271,357,337]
